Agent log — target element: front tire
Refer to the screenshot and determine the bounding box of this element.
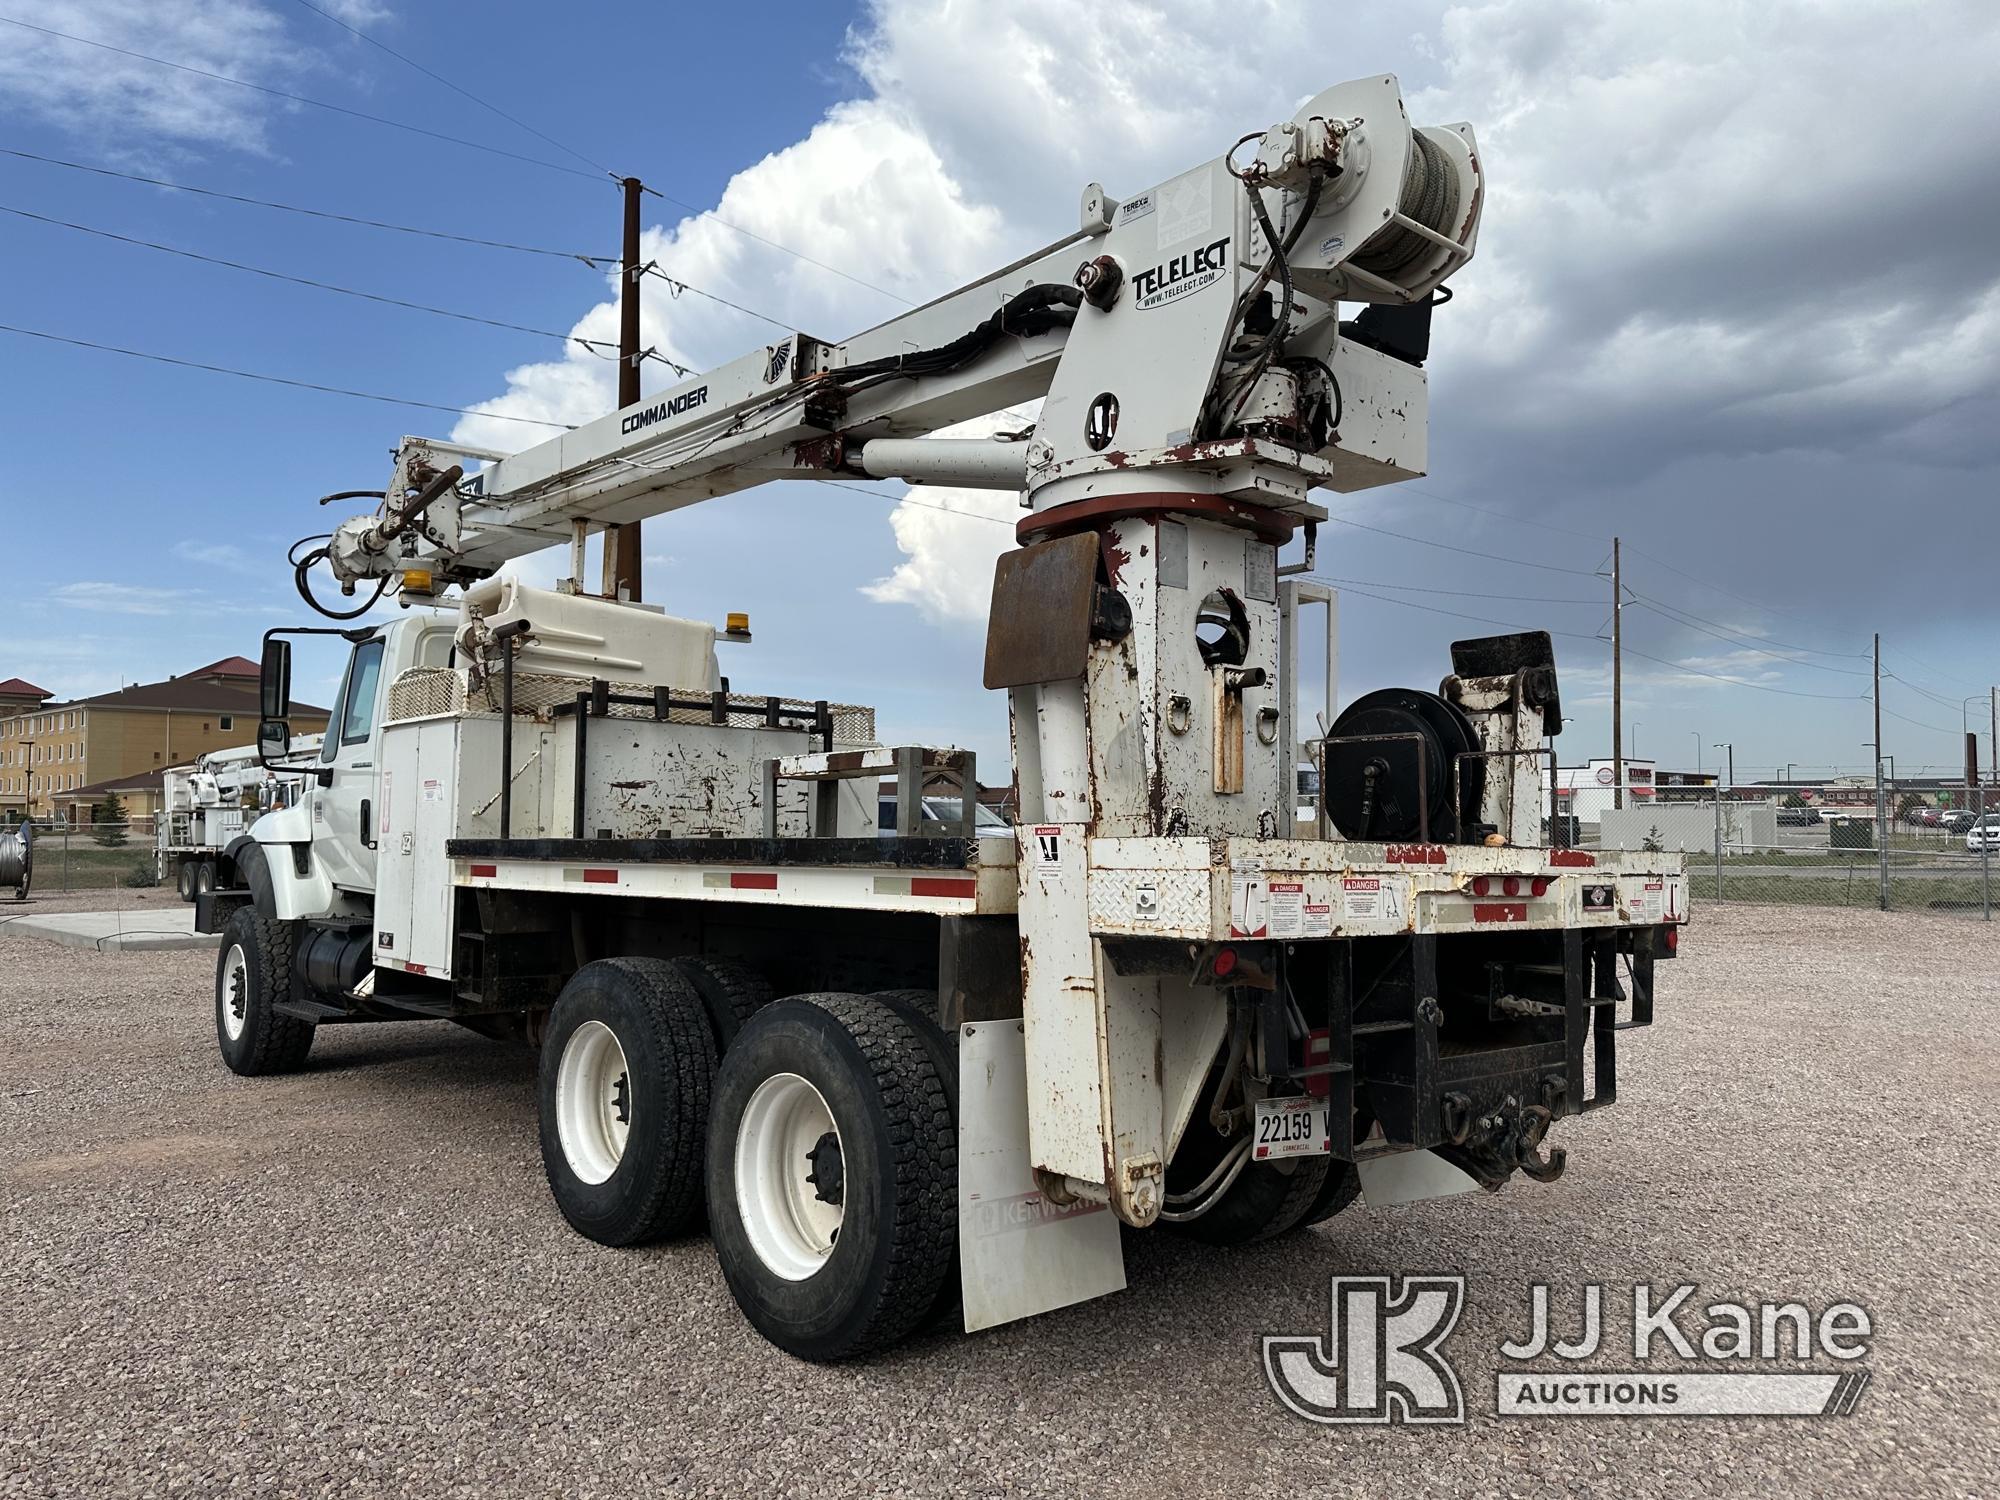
[215,906,313,1075]
[706,994,956,1362]
[538,958,716,1246]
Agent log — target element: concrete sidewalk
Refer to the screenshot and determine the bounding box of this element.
[1,907,218,953]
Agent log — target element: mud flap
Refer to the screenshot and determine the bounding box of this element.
[1355,1149,1483,1207]
[958,1019,1126,1332]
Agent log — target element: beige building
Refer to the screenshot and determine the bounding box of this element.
[0,657,329,823]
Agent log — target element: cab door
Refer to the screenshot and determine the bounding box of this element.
[312,634,386,894]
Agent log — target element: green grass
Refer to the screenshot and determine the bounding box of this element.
[1693,871,1995,911]
[29,837,158,891]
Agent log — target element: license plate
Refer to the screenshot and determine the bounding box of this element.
[1252,1095,1331,1160]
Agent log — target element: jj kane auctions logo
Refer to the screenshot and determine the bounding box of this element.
[1263,1278,1874,1423]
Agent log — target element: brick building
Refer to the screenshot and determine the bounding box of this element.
[0,656,328,822]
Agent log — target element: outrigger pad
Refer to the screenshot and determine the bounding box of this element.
[983,533,1101,690]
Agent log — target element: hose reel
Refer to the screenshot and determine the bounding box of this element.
[1320,687,1486,844]
[0,826,31,900]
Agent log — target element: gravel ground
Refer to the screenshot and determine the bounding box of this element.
[3,903,1995,1498]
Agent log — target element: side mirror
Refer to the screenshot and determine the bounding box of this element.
[260,636,293,721]
[258,718,291,764]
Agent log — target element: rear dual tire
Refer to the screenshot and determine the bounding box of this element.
[538,958,717,1247]
[706,994,957,1362]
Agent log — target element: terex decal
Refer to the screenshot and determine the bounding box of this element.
[1132,236,1231,310]
[620,384,709,435]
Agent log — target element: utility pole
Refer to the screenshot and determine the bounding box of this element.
[1611,536,1623,811]
[601,176,645,603]
[1873,632,1888,911]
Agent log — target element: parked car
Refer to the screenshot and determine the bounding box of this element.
[1941,810,1976,834]
[1967,816,2000,854]
[1776,805,1822,826]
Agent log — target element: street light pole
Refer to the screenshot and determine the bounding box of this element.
[1714,742,1733,791]
[1692,731,1701,778]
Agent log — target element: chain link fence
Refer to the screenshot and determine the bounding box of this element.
[2,823,164,893]
[1590,782,1995,917]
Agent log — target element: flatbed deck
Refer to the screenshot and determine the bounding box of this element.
[446,833,1686,939]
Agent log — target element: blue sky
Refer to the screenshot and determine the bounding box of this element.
[4,1,1997,780]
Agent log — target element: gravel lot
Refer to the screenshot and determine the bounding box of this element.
[3,902,1995,1498]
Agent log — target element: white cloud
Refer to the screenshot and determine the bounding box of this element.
[0,1,308,155]
[171,540,259,575]
[48,580,273,618]
[862,485,1018,622]
[447,98,1007,453]
[50,582,191,616]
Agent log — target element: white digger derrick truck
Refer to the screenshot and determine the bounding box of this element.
[204,75,1687,1361]
[158,737,324,901]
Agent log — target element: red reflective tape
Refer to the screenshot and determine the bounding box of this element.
[730,872,778,890]
[1385,843,1447,864]
[468,863,497,878]
[910,877,977,899]
[582,868,618,884]
[1474,902,1528,923]
[1550,849,1596,867]
[404,961,428,976]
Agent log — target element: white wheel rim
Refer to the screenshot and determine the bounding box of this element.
[219,943,249,1041]
[735,1072,843,1281]
[555,1020,631,1185]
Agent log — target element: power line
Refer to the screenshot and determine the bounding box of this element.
[640,265,795,333]
[1617,644,1863,700]
[0,15,603,182]
[827,479,1015,527]
[281,0,612,176]
[0,202,636,357]
[0,22,910,309]
[1320,513,1603,576]
[1,147,612,263]
[1883,671,1965,712]
[3,148,835,350]
[636,186,907,305]
[1626,588,1871,663]
[1624,597,1872,677]
[0,324,571,429]
[1311,578,1609,643]
[1310,576,1603,605]
[1882,645,1990,698]
[1881,704,1959,736]
[1398,483,1607,543]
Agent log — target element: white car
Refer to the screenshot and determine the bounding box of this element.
[1966,816,2000,854]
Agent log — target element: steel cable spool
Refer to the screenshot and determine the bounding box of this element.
[0,826,30,898]
[1353,128,1460,279]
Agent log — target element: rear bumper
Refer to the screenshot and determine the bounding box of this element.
[1239,923,1665,1185]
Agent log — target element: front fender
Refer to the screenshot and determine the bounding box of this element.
[249,804,337,922]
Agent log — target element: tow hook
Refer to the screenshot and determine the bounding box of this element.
[1514,1105,1567,1182]
[1440,1097,1567,1187]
